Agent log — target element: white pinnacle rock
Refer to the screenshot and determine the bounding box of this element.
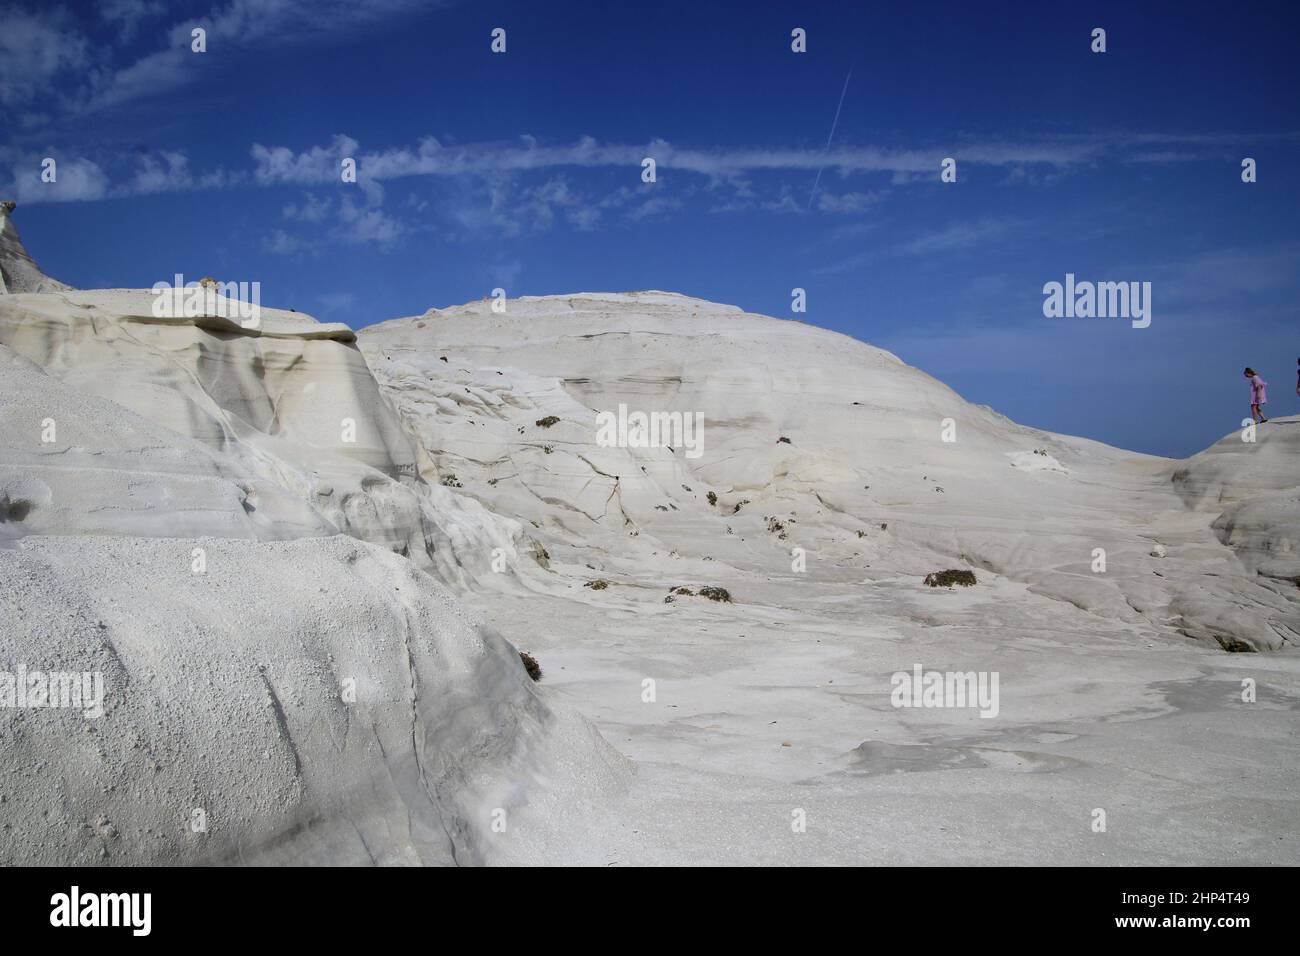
[0,201,72,294]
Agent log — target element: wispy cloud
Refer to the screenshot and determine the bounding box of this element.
[96,0,169,42]
[0,8,89,114]
[265,191,402,252]
[1,0,444,117]
[815,190,881,214]
[292,135,1093,183]
[899,218,1017,256]
[5,126,1293,262]
[9,127,1288,208]
[814,217,1020,275]
[3,150,241,203]
[245,129,1300,195]
[88,0,447,111]
[5,156,110,203]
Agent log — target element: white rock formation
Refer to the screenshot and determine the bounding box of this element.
[0,202,71,294]
[1173,418,1300,580]
[356,292,1299,864]
[0,286,614,866]
[361,292,1298,653]
[0,288,544,592]
[1,271,1297,865]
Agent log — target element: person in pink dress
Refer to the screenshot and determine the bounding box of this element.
[1245,367,1268,424]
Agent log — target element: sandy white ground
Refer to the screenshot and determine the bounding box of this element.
[1,251,1296,864]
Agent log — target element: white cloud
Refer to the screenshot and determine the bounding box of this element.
[252,135,360,186]
[813,218,1020,275]
[7,149,244,204]
[126,151,238,195]
[87,0,441,111]
[625,193,682,222]
[0,10,89,109]
[284,135,1092,185]
[283,193,334,223]
[266,191,403,252]
[337,195,402,246]
[263,229,308,255]
[898,218,1016,256]
[97,0,168,42]
[815,190,881,214]
[9,157,110,203]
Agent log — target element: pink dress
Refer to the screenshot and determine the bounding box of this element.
[1250,376,1268,405]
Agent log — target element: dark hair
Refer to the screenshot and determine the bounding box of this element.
[1244,367,1256,376]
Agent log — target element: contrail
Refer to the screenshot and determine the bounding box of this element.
[808,66,853,211]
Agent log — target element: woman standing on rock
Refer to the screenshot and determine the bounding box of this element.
[1245,367,1268,424]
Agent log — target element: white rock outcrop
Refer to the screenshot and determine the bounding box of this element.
[0,283,614,866]
[0,201,71,294]
[2,262,1297,865]
[361,291,1299,652]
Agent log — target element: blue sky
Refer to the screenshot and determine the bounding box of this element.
[3,0,1298,457]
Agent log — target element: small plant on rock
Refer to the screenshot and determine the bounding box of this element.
[1215,636,1254,653]
[923,569,977,588]
[519,651,543,681]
